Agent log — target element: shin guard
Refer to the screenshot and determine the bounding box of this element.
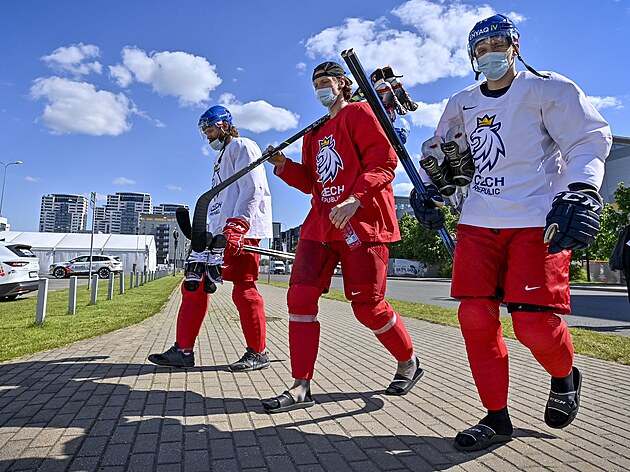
[458,297,509,411]
[289,319,320,380]
[287,284,322,380]
[232,281,266,353]
[512,311,574,378]
[353,300,414,362]
[176,281,210,349]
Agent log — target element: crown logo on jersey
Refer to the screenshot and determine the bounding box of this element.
[477,115,496,127]
[319,136,332,148]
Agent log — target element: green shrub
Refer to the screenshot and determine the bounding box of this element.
[569,262,588,282]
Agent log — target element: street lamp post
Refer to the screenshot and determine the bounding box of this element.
[0,161,23,216]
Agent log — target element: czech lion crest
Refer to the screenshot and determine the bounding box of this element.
[469,114,506,173]
[316,135,344,184]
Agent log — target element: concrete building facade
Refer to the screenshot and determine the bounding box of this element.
[39,194,88,233]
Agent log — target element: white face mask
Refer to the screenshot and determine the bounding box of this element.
[477,51,511,81]
[209,138,223,150]
[316,87,338,108]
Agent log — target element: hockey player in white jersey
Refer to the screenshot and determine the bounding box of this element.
[148,105,274,373]
[410,14,612,452]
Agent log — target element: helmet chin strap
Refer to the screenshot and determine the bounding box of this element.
[516,54,549,79]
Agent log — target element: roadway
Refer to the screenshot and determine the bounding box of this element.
[264,273,630,337]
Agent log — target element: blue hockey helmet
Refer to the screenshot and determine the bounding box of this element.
[198,105,232,130]
[467,14,519,61]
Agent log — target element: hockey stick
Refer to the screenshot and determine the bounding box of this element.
[176,207,192,239]
[243,244,296,260]
[176,205,296,260]
[341,49,456,259]
[190,114,330,252]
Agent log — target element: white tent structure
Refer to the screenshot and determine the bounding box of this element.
[0,231,157,275]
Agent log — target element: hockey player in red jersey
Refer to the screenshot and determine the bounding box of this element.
[148,105,274,372]
[260,61,424,413]
[411,15,612,451]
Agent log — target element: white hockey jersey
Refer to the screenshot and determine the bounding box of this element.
[435,71,612,229]
[206,137,273,239]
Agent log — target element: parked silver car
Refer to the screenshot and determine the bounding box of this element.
[0,242,40,301]
[50,255,123,279]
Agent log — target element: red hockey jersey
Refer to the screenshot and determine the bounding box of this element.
[277,102,401,243]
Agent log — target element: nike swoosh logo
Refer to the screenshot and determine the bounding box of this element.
[351,291,361,296]
[462,106,477,110]
[524,285,541,291]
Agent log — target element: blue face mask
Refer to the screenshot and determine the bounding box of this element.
[477,51,510,81]
[316,87,338,108]
[209,138,223,150]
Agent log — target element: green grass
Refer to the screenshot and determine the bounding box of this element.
[262,280,630,365]
[0,275,181,362]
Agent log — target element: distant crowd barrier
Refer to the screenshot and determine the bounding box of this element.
[35,269,175,325]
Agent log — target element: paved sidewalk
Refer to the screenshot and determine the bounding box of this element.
[0,282,629,471]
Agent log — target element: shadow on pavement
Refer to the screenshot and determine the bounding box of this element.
[0,356,555,471]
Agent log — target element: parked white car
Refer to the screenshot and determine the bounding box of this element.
[50,255,123,279]
[0,241,40,301]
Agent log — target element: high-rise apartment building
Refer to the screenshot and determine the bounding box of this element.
[94,192,152,234]
[39,194,88,233]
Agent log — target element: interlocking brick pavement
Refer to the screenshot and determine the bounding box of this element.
[0,282,629,471]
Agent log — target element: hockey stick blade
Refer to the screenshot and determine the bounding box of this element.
[191,114,330,252]
[176,207,192,240]
[341,48,455,259]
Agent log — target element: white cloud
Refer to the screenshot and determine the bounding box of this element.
[305,0,496,86]
[116,47,222,106]
[109,64,133,87]
[41,43,102,77]
[588,95,623,110]
[29,77,134,136]
[282,137,303,156]
[219,93,299,133]
[393,182,413,196]
[296,62,307,74]
[113,177,136,185]
[25,176,41,183]
[408,98,449,129]
[165,184,182,191]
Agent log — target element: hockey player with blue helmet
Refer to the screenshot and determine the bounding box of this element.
[148,104,274,373]
[411,13,612,452]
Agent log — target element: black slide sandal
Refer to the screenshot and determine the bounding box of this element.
[262,390,315,414]
[385,362,425,396]
[545,366,582,429]
[454,424,512,452]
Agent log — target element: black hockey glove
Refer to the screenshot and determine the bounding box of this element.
[410,186,446,231]
[543,188,603,254]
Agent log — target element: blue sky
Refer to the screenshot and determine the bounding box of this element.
[1,0,628,233]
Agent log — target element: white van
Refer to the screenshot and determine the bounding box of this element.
[271,260,286,274]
